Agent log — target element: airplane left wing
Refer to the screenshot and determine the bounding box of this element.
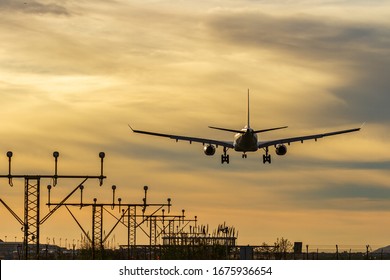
[258,127,361,149]
[129,125,234,148]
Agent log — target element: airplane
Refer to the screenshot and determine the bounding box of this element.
[129,90,361,164]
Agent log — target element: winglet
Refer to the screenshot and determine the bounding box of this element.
[360,122,366,129]
[128,124,135,132]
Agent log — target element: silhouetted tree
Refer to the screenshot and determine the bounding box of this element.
[273,237,293,259]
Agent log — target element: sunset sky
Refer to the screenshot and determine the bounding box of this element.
[0,0,390,248]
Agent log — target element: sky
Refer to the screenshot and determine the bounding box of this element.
[0,0,390,249]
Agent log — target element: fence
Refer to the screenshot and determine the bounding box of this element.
[2,242,389,260]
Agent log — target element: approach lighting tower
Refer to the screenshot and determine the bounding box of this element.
[0,151,106,259]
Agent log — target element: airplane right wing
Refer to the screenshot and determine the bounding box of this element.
[129,125,234,148]
[258,127,361,149]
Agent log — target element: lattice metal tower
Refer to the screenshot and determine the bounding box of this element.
[0,151,106,259]
[92,200,103,258]
[24,177,41,259]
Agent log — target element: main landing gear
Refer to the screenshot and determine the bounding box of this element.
[262,147,271,164]
[220,147,272,164]
[221,147,230,164]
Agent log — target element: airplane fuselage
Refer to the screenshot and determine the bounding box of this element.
[233,126,259,152]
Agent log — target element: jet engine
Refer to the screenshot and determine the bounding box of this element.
[203,144,216,156]
[275,144,287,156]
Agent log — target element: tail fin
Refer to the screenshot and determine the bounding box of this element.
[247,89,250,128]
[246,89,289,133]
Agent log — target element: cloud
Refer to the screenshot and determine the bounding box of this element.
[1,1,389,246]
[0,0,69,15]
[205,10,390,124]
[286,184,390,212]
[207,11,389,58]
[332,57,390,124]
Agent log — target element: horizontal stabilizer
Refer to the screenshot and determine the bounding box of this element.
[208,126,244,134]
[254,126,288,133]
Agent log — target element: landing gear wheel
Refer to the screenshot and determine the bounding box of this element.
[221,154,230,164]
[221,147,230,164]
[263,154,271,164]
[242,153,247,159]
[262,147,272,164]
